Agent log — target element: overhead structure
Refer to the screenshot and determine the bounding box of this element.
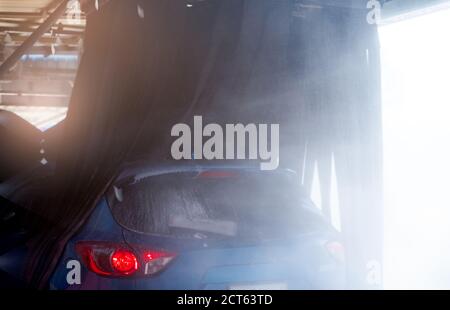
[382,0,450,22]
[0,0,86,108]
[0,0,85,61]
[0,0,70,76]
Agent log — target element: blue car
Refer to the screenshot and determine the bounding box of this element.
[1,161,345,289]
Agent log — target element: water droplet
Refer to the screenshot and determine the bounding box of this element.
[137,5,145,19]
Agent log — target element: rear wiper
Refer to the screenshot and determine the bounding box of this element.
[169,216,237,237]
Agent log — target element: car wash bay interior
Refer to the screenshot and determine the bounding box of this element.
[1,0,450,289]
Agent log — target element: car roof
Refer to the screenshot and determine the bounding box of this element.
[116,160,296,183]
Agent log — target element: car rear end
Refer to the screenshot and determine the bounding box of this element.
[49,164,345,290]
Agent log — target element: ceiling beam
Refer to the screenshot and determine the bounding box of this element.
[0,20,85,30]
[382,0,450,22]
[2,33,81,45]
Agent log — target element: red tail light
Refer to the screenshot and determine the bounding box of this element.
[111,250,138,274]
[75,241,176,277]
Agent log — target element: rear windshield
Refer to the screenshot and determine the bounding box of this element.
[108,170,324,239]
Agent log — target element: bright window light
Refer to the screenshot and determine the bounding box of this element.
[0,105,67,131]
[380,7,450,289]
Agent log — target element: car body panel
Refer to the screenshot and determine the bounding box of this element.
[1,163,345,290]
